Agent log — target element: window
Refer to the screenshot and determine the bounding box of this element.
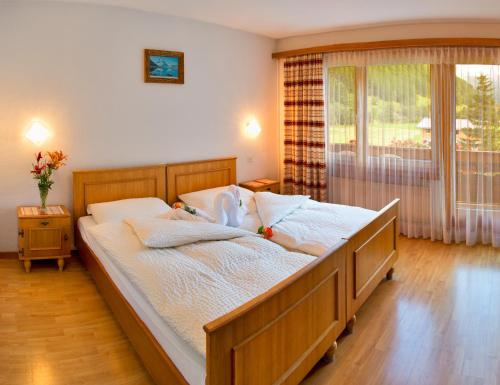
[328,63,433,183]
[455,64,500,207]
[328,66,356,146]
[323,46,499,245]
[367,64,431,150]
[456,65,500,152]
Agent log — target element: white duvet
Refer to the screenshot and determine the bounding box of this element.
[88,220,314,358]
[241,192,378,256]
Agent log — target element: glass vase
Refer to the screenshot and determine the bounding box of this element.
[39,185,49,213]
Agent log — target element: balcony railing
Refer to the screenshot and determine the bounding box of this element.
[328,143,500,205]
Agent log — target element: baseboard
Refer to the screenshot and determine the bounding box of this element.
[0,252,18,259]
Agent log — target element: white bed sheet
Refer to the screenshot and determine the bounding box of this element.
[78,216,205,385]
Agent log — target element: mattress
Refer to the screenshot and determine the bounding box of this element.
[78,216,205,385]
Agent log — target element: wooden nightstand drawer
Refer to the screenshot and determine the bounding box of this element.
[256,183,280,193]
[20,217,67,230]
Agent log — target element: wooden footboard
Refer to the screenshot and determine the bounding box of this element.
[345,199,399,322]
[204,241,347,385]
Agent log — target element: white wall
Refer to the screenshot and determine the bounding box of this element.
[276,21,500,51]
[0,1,278,251]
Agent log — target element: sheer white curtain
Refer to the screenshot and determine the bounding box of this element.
[325,47,500,246]
[454,63,500,246]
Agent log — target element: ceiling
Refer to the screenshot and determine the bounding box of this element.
[37,0,500,38]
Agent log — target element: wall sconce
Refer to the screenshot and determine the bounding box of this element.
[245,118,261,138]
[25,120,50,145]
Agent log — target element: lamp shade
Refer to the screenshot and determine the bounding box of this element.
[26,121,50,145]
[245,118,261,138]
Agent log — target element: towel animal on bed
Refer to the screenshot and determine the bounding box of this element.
[214,185,245,227]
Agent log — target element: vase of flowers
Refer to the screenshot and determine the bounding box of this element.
[31,151,68,212]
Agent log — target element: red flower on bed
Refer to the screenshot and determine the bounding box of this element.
[258,226,273,239]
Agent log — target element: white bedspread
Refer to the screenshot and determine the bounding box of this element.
[243,193,378,256]
[88,221,314,358]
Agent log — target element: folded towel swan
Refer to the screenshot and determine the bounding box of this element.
[214,185,245,227]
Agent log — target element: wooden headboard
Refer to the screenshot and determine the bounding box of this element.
[73,165,166,221]
[165,157,236,205]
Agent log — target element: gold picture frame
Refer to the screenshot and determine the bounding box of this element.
[144,49,184,84]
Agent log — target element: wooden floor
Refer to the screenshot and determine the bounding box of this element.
[0,238,498,385]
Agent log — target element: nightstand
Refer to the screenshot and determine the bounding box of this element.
[239,178,280,193]
[17,205,71,273]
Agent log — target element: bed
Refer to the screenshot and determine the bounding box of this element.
[73,162,347,385]
[166,157,400,333]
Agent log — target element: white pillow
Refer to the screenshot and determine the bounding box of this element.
[179,186,255,215]
[88,198,171,224]
[254,192,310,227]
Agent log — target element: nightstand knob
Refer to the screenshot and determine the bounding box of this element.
[18,229,24,237]
[64,234,69,241]
[40,221,49,226]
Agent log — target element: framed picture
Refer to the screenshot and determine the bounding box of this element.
[144,49,184,84]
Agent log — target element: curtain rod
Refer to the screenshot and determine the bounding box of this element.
[272,38,500,59]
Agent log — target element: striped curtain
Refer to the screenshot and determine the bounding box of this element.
[283,54,327,201]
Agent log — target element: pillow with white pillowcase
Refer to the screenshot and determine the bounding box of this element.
[87,197,171,224]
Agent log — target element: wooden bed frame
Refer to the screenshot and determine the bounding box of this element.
[73,159,347,385]
[343,199,399,332]
[165,157,400,333]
